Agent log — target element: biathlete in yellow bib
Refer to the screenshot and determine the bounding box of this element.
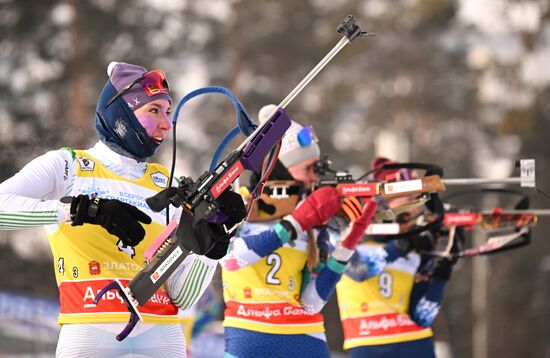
[336,157,459,358]
[0,62,243,357]
[220,105,378,358]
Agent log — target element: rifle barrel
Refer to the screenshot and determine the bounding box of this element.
[278,37,349,110]
[238,37,350,151]
[443,177,521,186]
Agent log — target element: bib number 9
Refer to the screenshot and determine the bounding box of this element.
[378,271,393,298]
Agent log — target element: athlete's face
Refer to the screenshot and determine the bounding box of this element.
[133,98,172,144]
[288,157,320,189]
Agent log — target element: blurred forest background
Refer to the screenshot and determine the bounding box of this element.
[1,0,550,357]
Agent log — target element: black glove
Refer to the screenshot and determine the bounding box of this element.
[176,190,246,259]
[432,230,461,281]
[432,256,458,281]
[217,190,247,229]
[395,229,436,253]
[203,235,231,260]
[176,213,229,259]
[68,195,152,246]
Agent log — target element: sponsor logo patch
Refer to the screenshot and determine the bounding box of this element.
[151,172,168,188]
[211,161,244,198]
[338,183,378,197]
[89,261,101,275]
[63,160,69,180]
[78,157,95,171]
[384,179,422,195]
[149,246,183,283]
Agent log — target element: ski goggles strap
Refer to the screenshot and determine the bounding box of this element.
[106,69,170,107]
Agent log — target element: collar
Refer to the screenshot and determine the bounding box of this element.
[87,141,148,179]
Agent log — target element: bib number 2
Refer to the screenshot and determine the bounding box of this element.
[266,253,282,285]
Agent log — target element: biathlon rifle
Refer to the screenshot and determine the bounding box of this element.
[425,159,539,257]
[314,156,446,200]
[315,157,447,238]
[426,210,537,258]
[427,185,547,258]
[94,15,375,341]
[323,159,537,239]
[316,158,535,200]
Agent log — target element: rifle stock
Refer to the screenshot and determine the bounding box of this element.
[317,175,445,199]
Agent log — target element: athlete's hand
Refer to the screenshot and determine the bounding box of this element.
[290,186,340,231]
[432,256,457,281]
[340,201,377,251]
[176,189,246,260]
[432,234,460,281]
[394,229,436,254]
[66,195,152,246]
[216,189,247,230]
[340,196,364,224]
[202,190,247,260]
[176,213,230,259]
[332,201,377,262]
